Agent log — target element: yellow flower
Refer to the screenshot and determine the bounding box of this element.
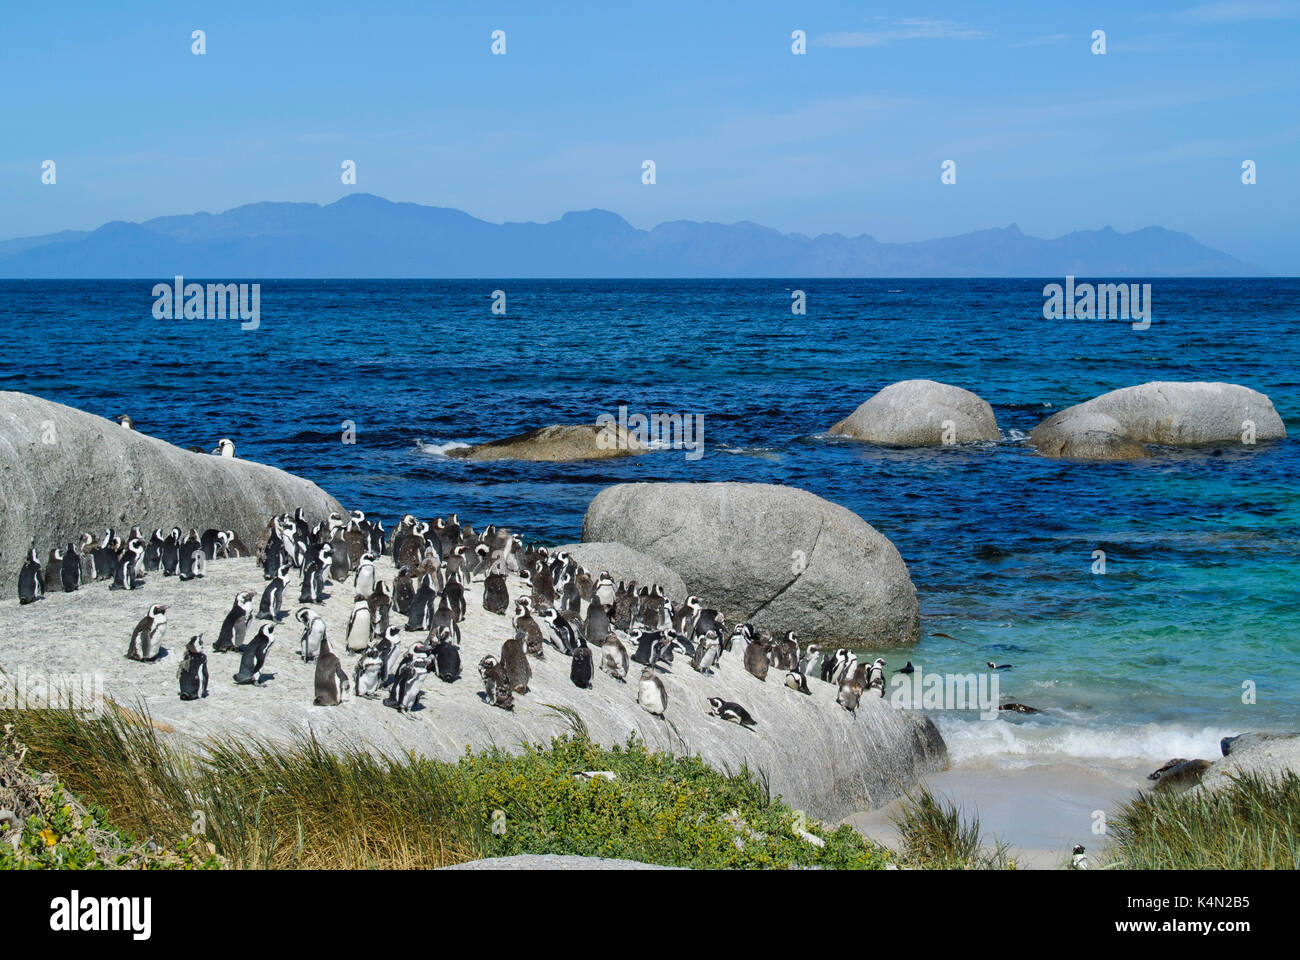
[39,827,59,846]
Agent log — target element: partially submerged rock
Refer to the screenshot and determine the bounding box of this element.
[582,482,920,647]
[1030,381,1286,461]
[447,424,647,462]
[0,391,343,596]
[830,379,1000,446]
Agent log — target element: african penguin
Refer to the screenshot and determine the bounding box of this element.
[313,635,349,706]
[707,697,756,728]
[18,544,44,604]
[126,604,167,661]
[214,591,256,653]
[637,666,668,718]
[233,624,275,685]
[177,635,209,700]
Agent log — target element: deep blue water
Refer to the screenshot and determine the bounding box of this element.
[3,278,1297,764]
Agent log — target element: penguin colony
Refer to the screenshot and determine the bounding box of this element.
[14,507,895,722]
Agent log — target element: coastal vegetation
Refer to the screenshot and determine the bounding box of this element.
[1,704,889,870]
[1108,771,1300,870]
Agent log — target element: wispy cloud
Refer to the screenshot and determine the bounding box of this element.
[1172,1,1300,22]
[1013,33,1070,47]
[816,17,987,48]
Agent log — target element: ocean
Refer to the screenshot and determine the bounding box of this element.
[4,277,1297,776]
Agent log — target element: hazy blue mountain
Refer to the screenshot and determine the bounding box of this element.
[0,193,1256,278]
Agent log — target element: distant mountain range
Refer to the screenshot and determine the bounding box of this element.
[0,193,1257,278]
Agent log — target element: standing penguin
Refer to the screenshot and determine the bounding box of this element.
[161,527,182,577]
[345,594,372,652]
[258,566,288,620]
[512,601,546,659]
[637,666,667,718]
[111,538,145,590]
[500,636,531,694]
[18,543,44,604]
[178,531,206,581]
[44,548,64,594]
[392,565,416,615]
[354,646,384,698]
[478,655,514,710]
[313,635,349,706]
[126,604,168,661]
[482,569,510,615]
[570,639,594,689]
[59,542,82,593]
[297,607,327,661]
[405,573,436,631]
[214,591,256,653]
[385,648,429,712]
[367,581,392,639]
[354,553,377,598]
[233,624,275,685]
[691,630,722,675]
[431,629,462,683]
[144,529,165,572]
[601,634,630,683]
[376,626,403,685]
[177,635,209,701]
[866,657,887,698]
[743,635,770,682]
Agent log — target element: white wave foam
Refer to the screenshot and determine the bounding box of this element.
[937,715,1238,764]
[415,440,470,458]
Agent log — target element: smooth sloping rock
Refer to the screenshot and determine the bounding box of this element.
[830,379,1000,446]
[0,551,947,821]
[447,423,646,462]
[582,482,920,647]
[0,391,343,595]
[554,542,688,601]
[1200,732,1300,792]
[1030,382,1286,460]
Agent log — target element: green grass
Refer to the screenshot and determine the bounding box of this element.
[3,705,891,870]
[1108,771,1300,869]
[891,785,1015,869]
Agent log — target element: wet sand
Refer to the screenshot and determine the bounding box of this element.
[845,755,1150,869]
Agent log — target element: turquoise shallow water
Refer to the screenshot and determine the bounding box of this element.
[2,277,1296,764]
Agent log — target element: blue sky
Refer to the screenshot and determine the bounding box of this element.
[2,1,1297,271]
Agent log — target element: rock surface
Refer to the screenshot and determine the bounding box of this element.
[1200,732,1300,792]
[829,379,1001,446]
[1030,382,1286,460]
[582,482,920,647]
[0,549,946,822]
[0,391,343,596]
[1029,410,1150,461]
[447,423,646,462]
[554,542,688,601]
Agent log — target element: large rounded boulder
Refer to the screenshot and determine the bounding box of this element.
[582,482,919,647]
[553,541,688,601]
[1031,381,1286,460]
[0,391,343,595]
[829,379,1000,446]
